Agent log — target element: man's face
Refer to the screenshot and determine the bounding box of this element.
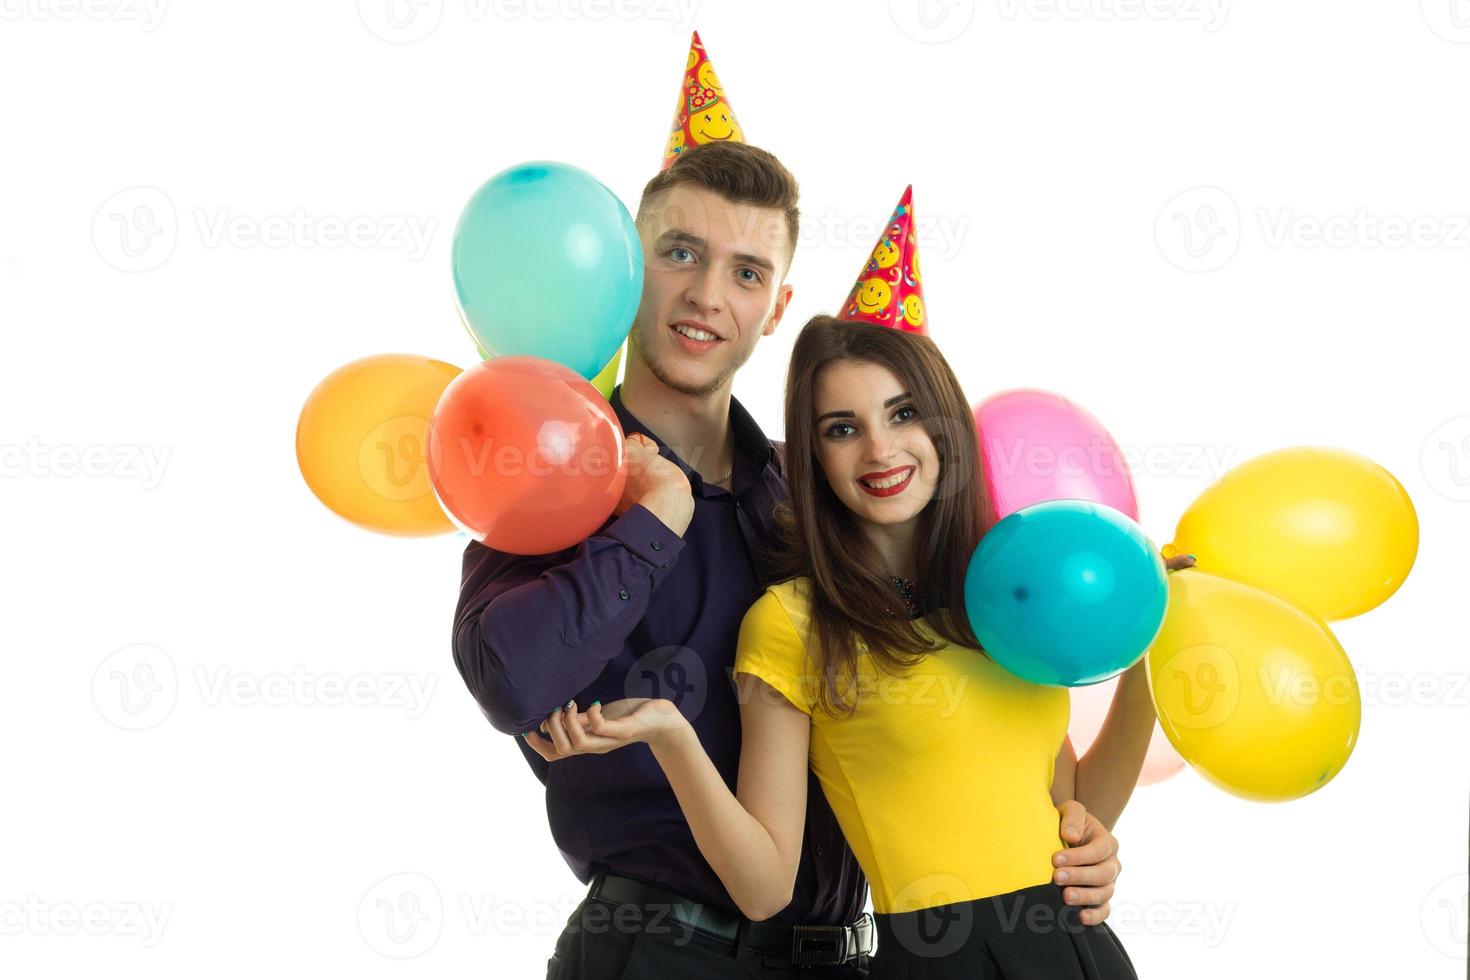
[630,184,793,398]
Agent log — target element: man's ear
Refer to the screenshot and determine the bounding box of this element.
[762,283,794,337]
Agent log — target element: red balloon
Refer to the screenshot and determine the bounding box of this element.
[428,356,627,554]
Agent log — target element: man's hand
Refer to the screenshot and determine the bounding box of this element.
[1053,799,1121,926]
[614,432,694,536]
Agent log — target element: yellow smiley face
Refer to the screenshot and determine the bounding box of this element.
[903,294,925,328]
[855,278,892,315]
[689,103,742,144]
[870,237,899,269]
[697,60,723,94]
[687,48,698,70]
[911,249,921,283]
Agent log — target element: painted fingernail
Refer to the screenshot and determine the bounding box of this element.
[551,706,562,713]
[590,700,601,706]
[1187,554,1197,560]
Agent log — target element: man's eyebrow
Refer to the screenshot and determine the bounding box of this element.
[656,230,707,250]
[731,251,776,274]
[816,391,912,423]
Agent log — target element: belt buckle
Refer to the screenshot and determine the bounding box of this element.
[791,923,847,966]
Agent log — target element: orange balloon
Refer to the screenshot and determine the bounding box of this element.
[428,356,627,554]
[297,354,461,535]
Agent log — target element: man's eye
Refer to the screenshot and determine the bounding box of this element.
[737,267,761,284]
[668,247,694,263]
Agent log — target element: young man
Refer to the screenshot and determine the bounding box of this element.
[453,142,1125,978]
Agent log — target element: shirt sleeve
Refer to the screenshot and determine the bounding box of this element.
[453,503,687,735]
[734,588,816,716]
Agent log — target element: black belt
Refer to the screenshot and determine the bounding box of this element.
[586,869,874,967]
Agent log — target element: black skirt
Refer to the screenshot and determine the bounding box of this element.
[869,882,1137,979]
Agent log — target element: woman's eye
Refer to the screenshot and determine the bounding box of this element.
[825,422,855,438]
[893,405,917,423]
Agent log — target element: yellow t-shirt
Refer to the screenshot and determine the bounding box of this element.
[734,577,1070,915]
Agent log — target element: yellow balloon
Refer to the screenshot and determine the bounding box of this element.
[1166,447,1417,620]
[473,341,624,400]
[1147,569,1360,802]
[296,354,461,536]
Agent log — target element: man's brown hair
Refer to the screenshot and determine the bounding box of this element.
[637,142,800,266]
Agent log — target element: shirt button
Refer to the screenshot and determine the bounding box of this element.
[651,541,662,552]
[618,588,630,600]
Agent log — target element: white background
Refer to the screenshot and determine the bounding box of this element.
[2,0,1468,976]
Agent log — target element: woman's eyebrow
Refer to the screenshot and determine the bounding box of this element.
[816,392,911,423]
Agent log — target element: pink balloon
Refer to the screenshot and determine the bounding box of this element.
[1068,678,1185,787]
[974,389,1139,522]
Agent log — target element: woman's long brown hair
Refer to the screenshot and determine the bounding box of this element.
[767,315,998,717]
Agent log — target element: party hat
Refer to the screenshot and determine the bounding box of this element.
[661,31,745,170]
[839,186,926,335]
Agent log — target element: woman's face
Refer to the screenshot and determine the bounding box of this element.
[811,359,942,529]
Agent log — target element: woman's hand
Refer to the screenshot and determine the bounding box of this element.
[1164,553,1197,572]
[520,698,692,763]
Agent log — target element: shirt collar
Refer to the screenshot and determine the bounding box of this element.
[609,384,778,496]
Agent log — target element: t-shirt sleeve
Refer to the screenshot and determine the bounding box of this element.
[734,588,816,716]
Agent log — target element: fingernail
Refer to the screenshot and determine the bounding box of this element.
[1187,554,1197,560]
[1056,871,1069,883]
[1056,854,1067,865]
[590,700,601,706]
[565,699,576,709]
[551,706,561,713]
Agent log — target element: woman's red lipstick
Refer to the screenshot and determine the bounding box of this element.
[858,465,916,498]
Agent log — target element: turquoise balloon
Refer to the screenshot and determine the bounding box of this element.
[452,161,643,380]
[963,500,1168,687]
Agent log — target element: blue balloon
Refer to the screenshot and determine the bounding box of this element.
[452,162,643,380]
[963,500,1167,687]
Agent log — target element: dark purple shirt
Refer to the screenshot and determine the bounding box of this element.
[453,385,867,926]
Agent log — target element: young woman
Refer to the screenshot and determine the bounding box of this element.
[533,315,1160,977]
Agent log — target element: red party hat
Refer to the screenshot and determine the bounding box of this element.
[661,31,745,170]
[839,186,927,335]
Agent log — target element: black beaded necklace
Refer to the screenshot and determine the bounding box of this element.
[889,575,921,620]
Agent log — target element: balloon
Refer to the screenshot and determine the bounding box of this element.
[975,389,1139,522]
[1166,447,1418,620]
[964,500,1168,686]
[1147,569,1360,802]
[296,354,461,536]
[452,161,642,380]
[428,356,627,555]
[1068,677,1186,786]
[475,338,623,401]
